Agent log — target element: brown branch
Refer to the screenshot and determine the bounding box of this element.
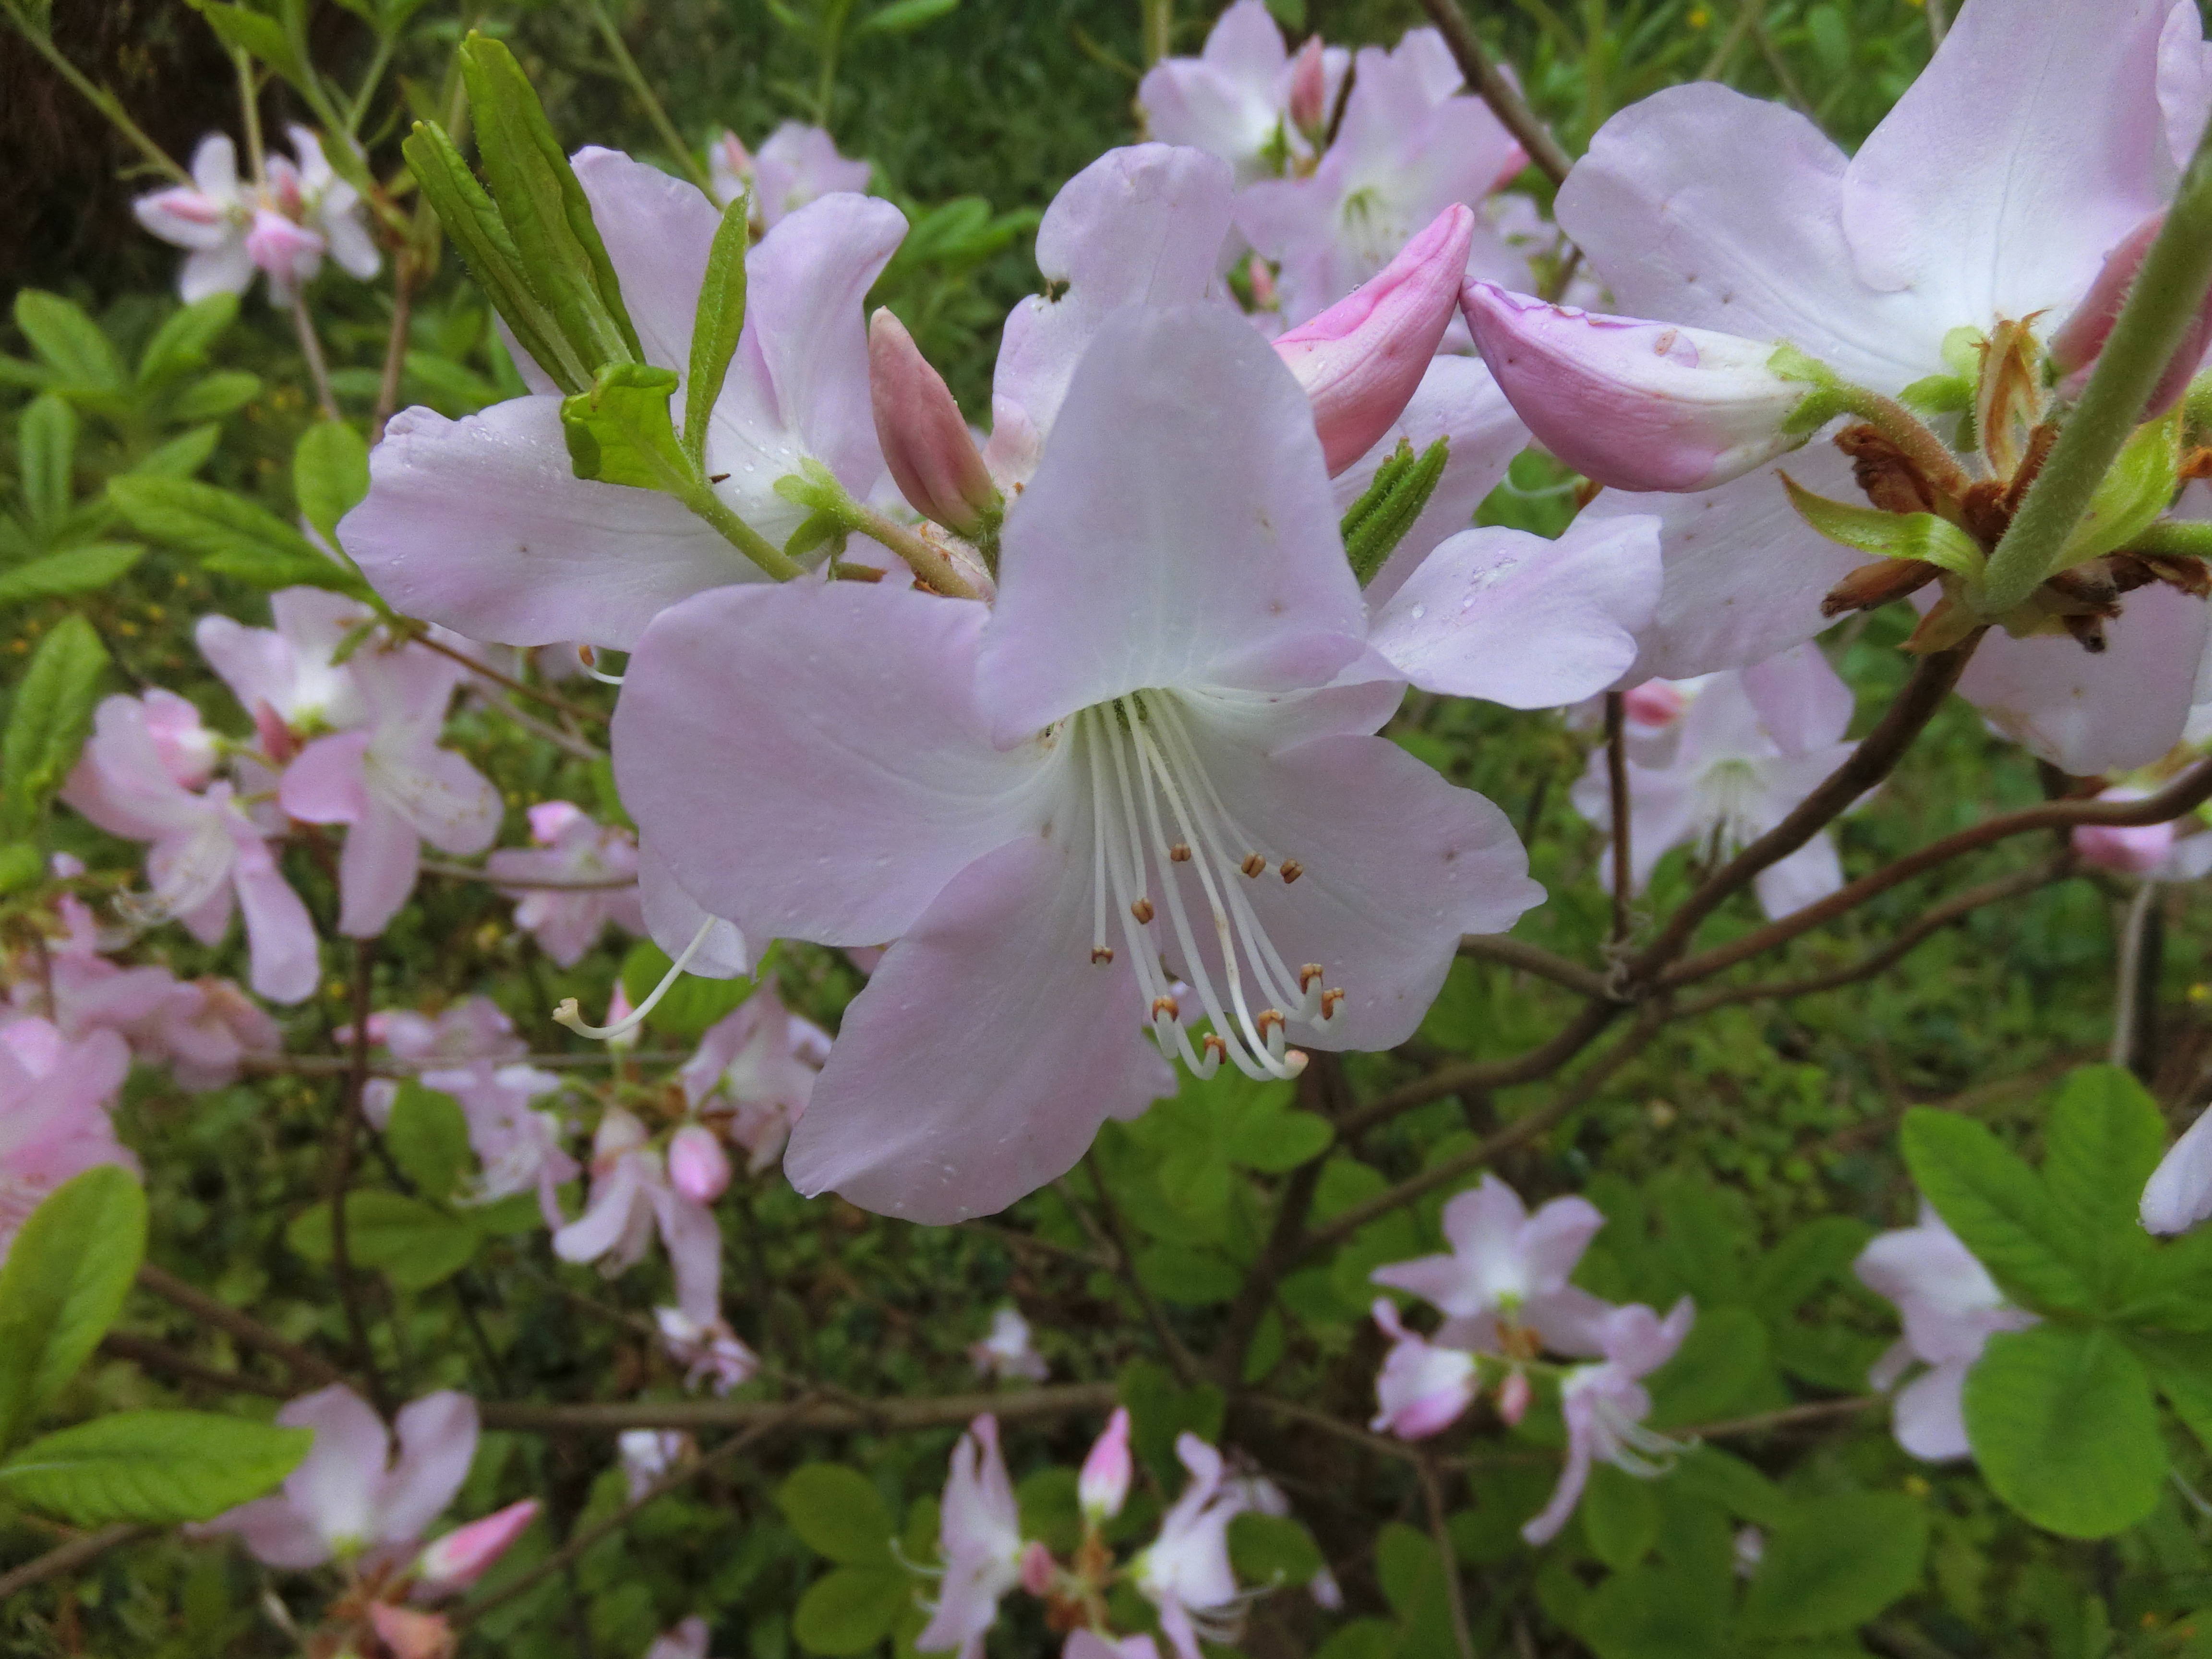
[100,1331,290,1398]
[331,938,389,1413]
[1412,0,1575,185]
[420,859,639,891]
[1456,934,1613,1001]
[1337,997,1625,1141]
[1684,1395,1876,1439]
[1604,691,1633,945]
[134,1262,350,1391]
[243,1051,686,1077]
[1419,1454,1479,1659]
[1233,1392,1422,1467]
[479,1382,1118,1434]
[404,627,608,725]
[1671,854,2075,1014]
[0,1525,150,1602]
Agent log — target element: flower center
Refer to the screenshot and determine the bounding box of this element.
[1073,692,1341,1083]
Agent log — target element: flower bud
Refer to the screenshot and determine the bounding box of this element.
[1018,1539,1056,1596]
[1287,36,1330,138]
[1460,281,1814,492]
[528,799,587,845]
[244,208,324,291]
[1078,1407,1132,1523]
[668,1122,733,1205]
[1274,205,1474,475]
[868,309,1000,537]
[1369,1300,1479,1440]
[1495,1367,1531,1426]
[2073,785,2177,875]
[2048,214,2212,421]
[603,983,639,1054]
[369,1604,457,1659]
[414,1499,540,1596]
[1620,680,1685,729]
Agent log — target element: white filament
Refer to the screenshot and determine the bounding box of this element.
[554,917,717,1040]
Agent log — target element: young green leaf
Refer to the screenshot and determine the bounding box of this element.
[1899,1108,2093,1313]
[0,543,146,607]
[0,612,109,841]
[684,196,750,472]
[0,1410,311,1526]
[292,421,372,547]
[2055,409,2180,572]
[168,370,263,422]
[1963,1324,2164,1538]
[562,364,690,490]
[191,2,312,91]
[791,1563,910,1655]
[107,476,364,595]
[1735,1491,1929,1638]
[852,0,961,36]
[131,424,223,480]
[2041,1065,2167,1297]
[1228,1511,1325,1587]
[776,1464,895,1564]
[385,1083,472,1201]
[18,393,77,531]
[1342,436,1448,587]
[1782,475,1987,582]
[0,1167,147,1452]
[136,293,240,385]
[284,1191,480,1290]
[12,291,118,392]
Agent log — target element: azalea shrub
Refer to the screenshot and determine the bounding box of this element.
[10,0,2212,1654]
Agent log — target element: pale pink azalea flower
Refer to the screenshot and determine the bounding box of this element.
[1521,1298,1695,1544]
[0,1016,136,1258]
[1569,643,1862,920]
[1855,1204,2036,1460]
[356,995,526,1127]
[709,124,872,228]
[437,1064,577,1222]
[1370,1174,1612,1348]
[616,305,1541,1222]
[2073,787,2212,880]
[653,1307,759,1395]
[196,588,373,755]
[968,1304,1049,1382]
[1065,1634,1161,1659]
[646,1615,717,1659]
[1465,0,2211,774]
[147,977,283,1091]
[279,642,501,938]
[412,1498,539,1596]
[1135,0,1347,184]
[676,984,830,1174]
[553,1109,722,1325]
[667,1123,732,1205]
[133,129,376,302]
[1130,1434,1252,1659]
[1368,1299,1480,1439]
[486,801,645,967]
[62,695,320,1004]
[619,1429,690,1499]
[198,1386,478,1570]
[917,1414,1027,1659]
[346,151,904,652]
[2146,1103,2212,1235]
[1079,1408,1132,1523]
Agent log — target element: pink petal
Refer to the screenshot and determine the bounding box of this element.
[277,1384,390,1549]
[278,731,373,824]
[379,1391,479,1546]
[574,147,721,377]
[229,835,322,1003]
[1741,640,1855,752]
[2160,0,2212,169]
[637,838,750,977]
[335,796,422,939]
[1891,1358,1973,1461]
[2143,1104,2212,1234]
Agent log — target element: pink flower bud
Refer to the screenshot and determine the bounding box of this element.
[1078,1407,1132,1523]
[1246,252,1279,314]
[528,800,588,844]
[2074,819,2177,875]
[868,308,1000,536]
[1496,1367,1531,1426]
[668,1123,732,1204]
[414,1499,540,1596]
[1369,1300,1479,1440]
[1620,680,1686,728]
[1274,205,1474,475]
[1019,1539,1056,1596]
[244,208,325,292]
[1287,36,1330,137]
[2049,214,2212,420]
[370,1604,457,1659]
[604,983,639,1053]
[1459,281,1814,493]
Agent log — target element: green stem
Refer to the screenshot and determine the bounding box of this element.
[1829,385,1973,498]
[2126,519,2212,559]
[580,0,716,195]
[1140,0,1171,66]
[680,484,806,581]
[1982,120,2212,612]
[6,20,188,183]
[233,47,267,183]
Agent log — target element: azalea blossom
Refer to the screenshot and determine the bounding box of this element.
[1855,1203,2036,1459]
[196,588,375,761]
[0,1016,136,1257]
[619,1429,690,1499]
[653,1306,759,1395]
[133,129,378,302]
[553,1108,722,1325]
[198,1385,478,1570]
[969,1304,1050,1382]
[344,150,904,651]
[2072,787,2212,879]
[709,123,871,228]
[1370,1174,1611,1349]
[1136,0,1346,184]
[1460,0,2212,774]
[278,639,502,938]
[356,995,526,1127]
[1569,643,1862,919]
[412,1498,539,1596]
[646,1618,718,1659]
[1130,1433,1251,1659]
[617,304,1540,1223]
[917,1414,1027,1659]
[1521,1298,1695,1544]
[1368,1299,1480,1439]
[1079,1407,1132,1523]
[2145,1097,2212,1235]
[676,984,830,1173]
[487,801,645,966]
[62,693,320,1004]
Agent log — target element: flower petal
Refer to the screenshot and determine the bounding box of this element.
[379,1391,479,1546]
[2160,0,2212,170]
[637,838,750,978]
[336,796,422,939]
[1891,1358,1973,1461]
[574,147,721,375]
[2143,1103,2212,1234]
[277,1384,388,1550]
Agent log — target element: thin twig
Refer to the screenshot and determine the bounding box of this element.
[1413,0,1575,185]
[135,1262,350,1389]
[369,251,420,445]
[1419,1454,1479,1659]
[242,1051,685,1076]
[288,294,342,424]
[407,628,609,725]
[100,1331,290,1398]
[1603,691,1633,945]
[421,859,639,891]
[479,1382,1118,1434]
[1072,1158,1205,1387]
[578,0,717,194]
[1456,934,1613,999]
[480,689,608,760]
[1684,1395,1876,1439]
[0,1525,149,1602]
[331,938,390,1413]
[1235,1393,1422,1467]
[2111,882,2164,1077]
[1338,997,1625,1140]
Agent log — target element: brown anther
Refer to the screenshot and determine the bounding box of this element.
[2108,553,2164,594]
[1150,995,1180,1022]
[1320,987,1345,1018]
[1819,557,1941,618]
[2140,553,2212,598]
[1572,478,1604,510]
[2180,445,2212,481]
[578,644,597,665]
[2044,563,2121,614]
[1835,424,1938,514]
[1958,479,2011,547]
[1240,853,1267,878]
[1129,897,1154,924]
[1278,858,1304,883]
[1255,1008,1286,1041]
[2060,612,2110,652]
[708,471,732,484]
[1090,946,1115,965]
[1299,963,1325,992]
[1202,1033,1228,1063]
[1169,842,1192,862]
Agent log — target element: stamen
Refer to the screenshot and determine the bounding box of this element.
[555,918,717,1040]
[1202,1034,1228,1065]
[1240,853,1266,878]
[1151,995,1180,1021]
[1169,842,1192,862]
[1130,897,1155,924]
[1091,946,1114,964]
[1279,860,1303,883]
[1299,964,1324,992]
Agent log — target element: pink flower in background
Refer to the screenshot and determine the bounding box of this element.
[1521,1298,1695,1544]
[1371,1174,1612,1350]
[676,985,830,1173]
[412,1498,539,1596]
[1856,1205,2036,1459]
[487,801,645,967]
[709,123,871,227]
[198,1386,478,1570]
[619,304,1539,1223]
[969,1305,1049,1382]
[1079,1408,1132,1523]
[619,1429,689,1499]
[196,588,372,754]
[0,1016,136,1258]
[654,1307,759,1395]
[279,643,501,938]
[917,1414,1027,1659]
[366,1605,454,1659]
[1368,1299,1480,1439]
[146,977,283,1091]
[1136,0,1347,183]
[133,128,377,302]
[1570,643,1863,920]
[63,694,320,1004]
[553,1108,721,1325]
[1130,1434,1250,1659]
[2072,788,2212,880]
[646,1616,717,1659]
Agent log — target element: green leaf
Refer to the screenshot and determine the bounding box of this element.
[1782,475,1986,583]
[1964,1324,2164,1538]
[1899,1108,2092,1313]
[776,1464,895,1564]
[0,1167,146,1452]
[0,1410,310,1526]
[617,939,755,1038]
[1576,1559,1732,1659]
[19,394,77,529]
[1580,1462,1661,1570]
[1648,1306,1777,1428]
[1134,1243,1241,1306]
[191,1,311,88]
[0,842,43,897]
[1,613,109,841]
[1736,1491,1929,1638]
[169,370,263,422]
[684,197,750,472]
[2042,1065,2167,1298]
[1224,1107,1332,1173]
[1229,1511,1324,1588]
[12,291,118,391]
[292,421,371,547]
[792,1564,911,1655]
[1118,1358,1225,1488]
[1750,1216,1876,1315]
[459,35,641,371]
[106,475,361,594]
[2057,409,2179,571]
[852,0,960,34]
[386,1083,472,1201]
[284,1191,480,1290]
[132,425,223,480]
[563,363,689,491]
[136,294,239,385]
[0,543,145,607]
[1342,436,1448,587]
